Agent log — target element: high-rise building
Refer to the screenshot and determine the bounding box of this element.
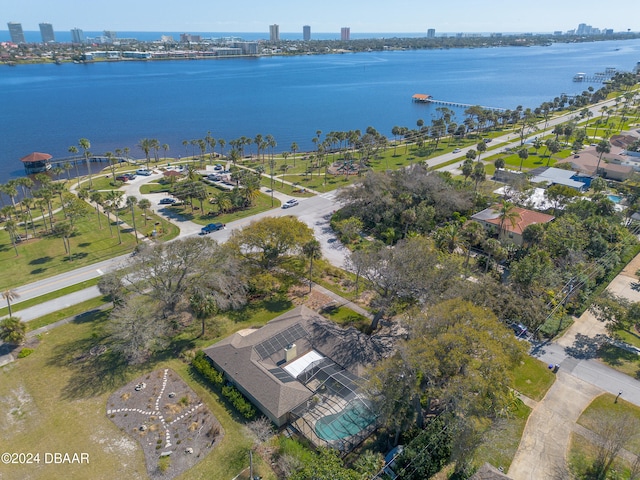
[104,30,117,41]
[39,23,55,43]
[303,25,311,41]
[269,24,280,42]
[341,27,350,41]
[7,22,26,44]
[71,28,85,44]
[427,28,436,38]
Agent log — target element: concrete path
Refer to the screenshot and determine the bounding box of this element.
[508,373,603,480]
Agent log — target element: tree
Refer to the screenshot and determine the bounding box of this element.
[497,200,520,238]
[117,237,222,317]
[545,184,578,214]
[4,219,19,256]
[106,190,123,244]
[228,216,314,270]
[138,198,151,226]
[78,138,93,188]
[126,195,139,243]
[68,145,80,187]
[107,296,168,364]
[302,239,322,292]
[471,162,486,194]
[0,317,26,345]
[1,289,20,318]
[461,159,474,185]
[595,139,611,176]
[53,221,75,260]
[517,147,529,171]
[494,157,505,170]
[590,176,607,193]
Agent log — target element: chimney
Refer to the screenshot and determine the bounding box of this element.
[284,344,297,363]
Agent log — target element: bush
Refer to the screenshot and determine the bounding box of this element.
[17,348,34,358]
[191,350,256,419]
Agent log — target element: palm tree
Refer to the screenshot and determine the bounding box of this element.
[78,138,93,188]
[497,200,520,240]
[595,139,611,176]
[291,142,299,167]
[518,148,529,171]
[138,138,152,168]
[106,190,123,244]
[471,162,486,194]
[4,220,19,256]
[162,143,170,161]
[63,161,73,181]
[218,138,226,159]
[138,198,151,226]
[215,192,232,214]
[54,221,75,260]
[302,239,322,292]
[126,196,139,243]
[68,145,81,187]
[0,317,26,345]
[89,191,103,229]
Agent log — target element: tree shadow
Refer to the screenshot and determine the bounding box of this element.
[29,256,53,265]
[631,281,640,292]
[30,267,47,275]
[77,242,91,248]
[63,252,88,262]
[597,343,639,368]
[564,333,609,359]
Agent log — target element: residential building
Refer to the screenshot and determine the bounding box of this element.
[180,33,201,43]
[104,30,117,41]
[471,205,555,246]
[39,23,55,43]
[270,24,280,42]
[71,28,85,44]
[204,306,388,453]
[528,166,591,192]
[427,28,436,38]
[341,27,350,41]
[7,22,25,44]
[303,25,311,41]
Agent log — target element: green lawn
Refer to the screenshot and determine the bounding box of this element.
[0,277,101,318]
[321,305,370,333]
[0,308,277,480]
[0,205,137,290]
[511,356,556,401]
[597,344,640,378]
[472,401,531,473]
[166,189,278,226]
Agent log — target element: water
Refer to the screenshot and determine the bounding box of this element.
[1,38,640,184]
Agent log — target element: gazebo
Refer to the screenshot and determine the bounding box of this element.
[20,152,52,174]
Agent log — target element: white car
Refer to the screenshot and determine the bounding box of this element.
[136,168,152,176]
[282,199,299,209]
[452,148,462,153]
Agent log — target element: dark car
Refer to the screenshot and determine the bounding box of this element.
[510,322,528,338]
[159,197,177,205]
[115,175,129,182]
[214,164,223,171]
[201,223,224,234]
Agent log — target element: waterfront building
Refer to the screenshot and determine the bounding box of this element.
[427,28,435,38]
[71,28,85,44]
[231,42,259,55]
[104,30,117,42]
[341,27,350,41]
[180,33,201,43]
[303,25,311,41]
[160,35,174,43]
[7,22,25,44]
[270,24,280,42]
[39,23,55,43]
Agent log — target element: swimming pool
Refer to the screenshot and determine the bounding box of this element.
[314,403,376,441]
[608,194,622,204]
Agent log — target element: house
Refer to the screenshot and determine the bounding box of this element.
[556,147,633,181]
[204,306,390,453]
[471,205,555,246]
[528,166,590,192]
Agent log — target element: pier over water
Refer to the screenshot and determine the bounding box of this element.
[412,93,506,112]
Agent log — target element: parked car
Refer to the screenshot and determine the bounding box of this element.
[483,138,492,143]
[214,164,223,171]
[136,168,152,176]
[452,148,461,153]
[201,223,224,234]
[207,174,222,181]
[510,322,528,338]
[159,197,177,205]
[115,175,129,182]
[383,445,404,480]
[282,199,299,209]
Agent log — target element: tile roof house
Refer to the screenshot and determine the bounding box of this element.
[204,306,389,439]
[471,205,555,246]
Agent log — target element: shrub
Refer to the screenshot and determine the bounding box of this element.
[192,350,256,419]
[17,348,34,358]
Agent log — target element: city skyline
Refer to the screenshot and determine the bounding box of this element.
[1,0,637,34]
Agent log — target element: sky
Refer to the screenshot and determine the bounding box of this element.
[2,0,638,34]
